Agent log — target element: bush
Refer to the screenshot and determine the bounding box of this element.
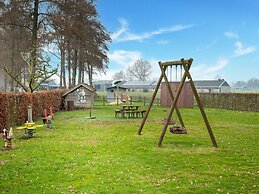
[0,90,66,129]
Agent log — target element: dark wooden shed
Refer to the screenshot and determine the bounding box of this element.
[160,82,194,108]
[62,83,96,110]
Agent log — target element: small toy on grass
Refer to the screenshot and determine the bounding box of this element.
[43,107,54,128]
[16,105,43,138]
[1,127,13,150]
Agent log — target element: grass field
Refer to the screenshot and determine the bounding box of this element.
[1,103,258,193]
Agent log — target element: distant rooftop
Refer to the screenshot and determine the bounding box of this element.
[122,80,156,86]
[194,79,230,88]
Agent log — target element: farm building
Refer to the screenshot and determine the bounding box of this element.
[39,79,60,90]
[160,82,194,108]
[62,83,96,110]
[194,79,231,93]
[106,86,128,103]
[122,80,157,92]
[93,80,113,91]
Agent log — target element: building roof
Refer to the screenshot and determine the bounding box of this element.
[62,83,96,97]
[194,79,230,88]
[93,80,113,84]
[106,86,128,90]
[41,79,59,87]
[122,80,156,86]
[121,80,157,89]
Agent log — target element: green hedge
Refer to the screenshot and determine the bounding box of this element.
[0,90,66,128]
[199,93,259,112]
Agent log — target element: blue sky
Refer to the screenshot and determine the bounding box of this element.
[94,0,259,82]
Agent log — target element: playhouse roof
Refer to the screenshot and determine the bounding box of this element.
[62,83,96,97]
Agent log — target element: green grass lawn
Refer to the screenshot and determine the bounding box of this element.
[1,103,258,193]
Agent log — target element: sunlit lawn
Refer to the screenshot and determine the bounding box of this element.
[0,103,258,193]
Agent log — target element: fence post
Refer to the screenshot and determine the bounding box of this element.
[103,95,105,106]
[130,96,132,105]
[144,96,146,106]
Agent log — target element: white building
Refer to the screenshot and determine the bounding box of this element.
[194,79,231,93]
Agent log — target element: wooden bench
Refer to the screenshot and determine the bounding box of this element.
[114,109,122,118]
[114,109,147,118]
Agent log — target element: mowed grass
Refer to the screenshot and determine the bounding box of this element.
[0,104,258,193]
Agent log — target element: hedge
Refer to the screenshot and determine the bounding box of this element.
[0,90,66,129]
[199,93,259,112]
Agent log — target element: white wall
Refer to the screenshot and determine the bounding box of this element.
[220,86,231,93]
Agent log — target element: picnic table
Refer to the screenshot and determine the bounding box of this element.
[115,105,146,118]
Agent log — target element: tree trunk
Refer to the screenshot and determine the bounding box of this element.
[60,45,66,88]
[29,0,39,92]
[67,41,72,88]
[10,26,15,91]
[87,63,93,86]
[78,46,84,84]
[72,49,77,87]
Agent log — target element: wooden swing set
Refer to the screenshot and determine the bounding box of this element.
[138,58,218,147]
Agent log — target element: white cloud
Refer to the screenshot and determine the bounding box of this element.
[206,59,229,73]
[196,40,217,52]
[224,32,239,39]
[108,50,142,67]
[191,58,228,80]
[110,18,128,40]
[234,41,256,57]
[112,18,194,42]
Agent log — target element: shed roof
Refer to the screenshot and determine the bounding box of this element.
[62,83,96,97]
[194,79,230,88]
[106,86,127,90]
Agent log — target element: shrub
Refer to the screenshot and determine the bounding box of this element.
[0,90,66,129]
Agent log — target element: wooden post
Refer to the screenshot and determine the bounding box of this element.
[181,59,218,148]
[138,72,164,135]
[28,105,33,123]
[144,96,146,106]
[103,95,105,106]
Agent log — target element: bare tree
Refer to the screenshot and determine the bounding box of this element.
[0,0,111,91]
[0,1,32,91]
[49,0,111,87]
[4,51,57,92]
[127,59,152,81]
[113,70,126,80]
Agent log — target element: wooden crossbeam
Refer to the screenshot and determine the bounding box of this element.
[160,59,192,67]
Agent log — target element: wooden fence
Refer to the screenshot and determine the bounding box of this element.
[95,95,160,106]
[199,93,259,112]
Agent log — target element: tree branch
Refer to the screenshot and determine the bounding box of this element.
[4,67,28,92]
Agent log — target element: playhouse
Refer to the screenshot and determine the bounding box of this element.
[62,83,96,110]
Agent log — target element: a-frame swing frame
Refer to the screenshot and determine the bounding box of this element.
[138,58,218,147]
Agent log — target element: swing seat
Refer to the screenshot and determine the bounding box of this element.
[161,118,175,125]
[170,126,187,134]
